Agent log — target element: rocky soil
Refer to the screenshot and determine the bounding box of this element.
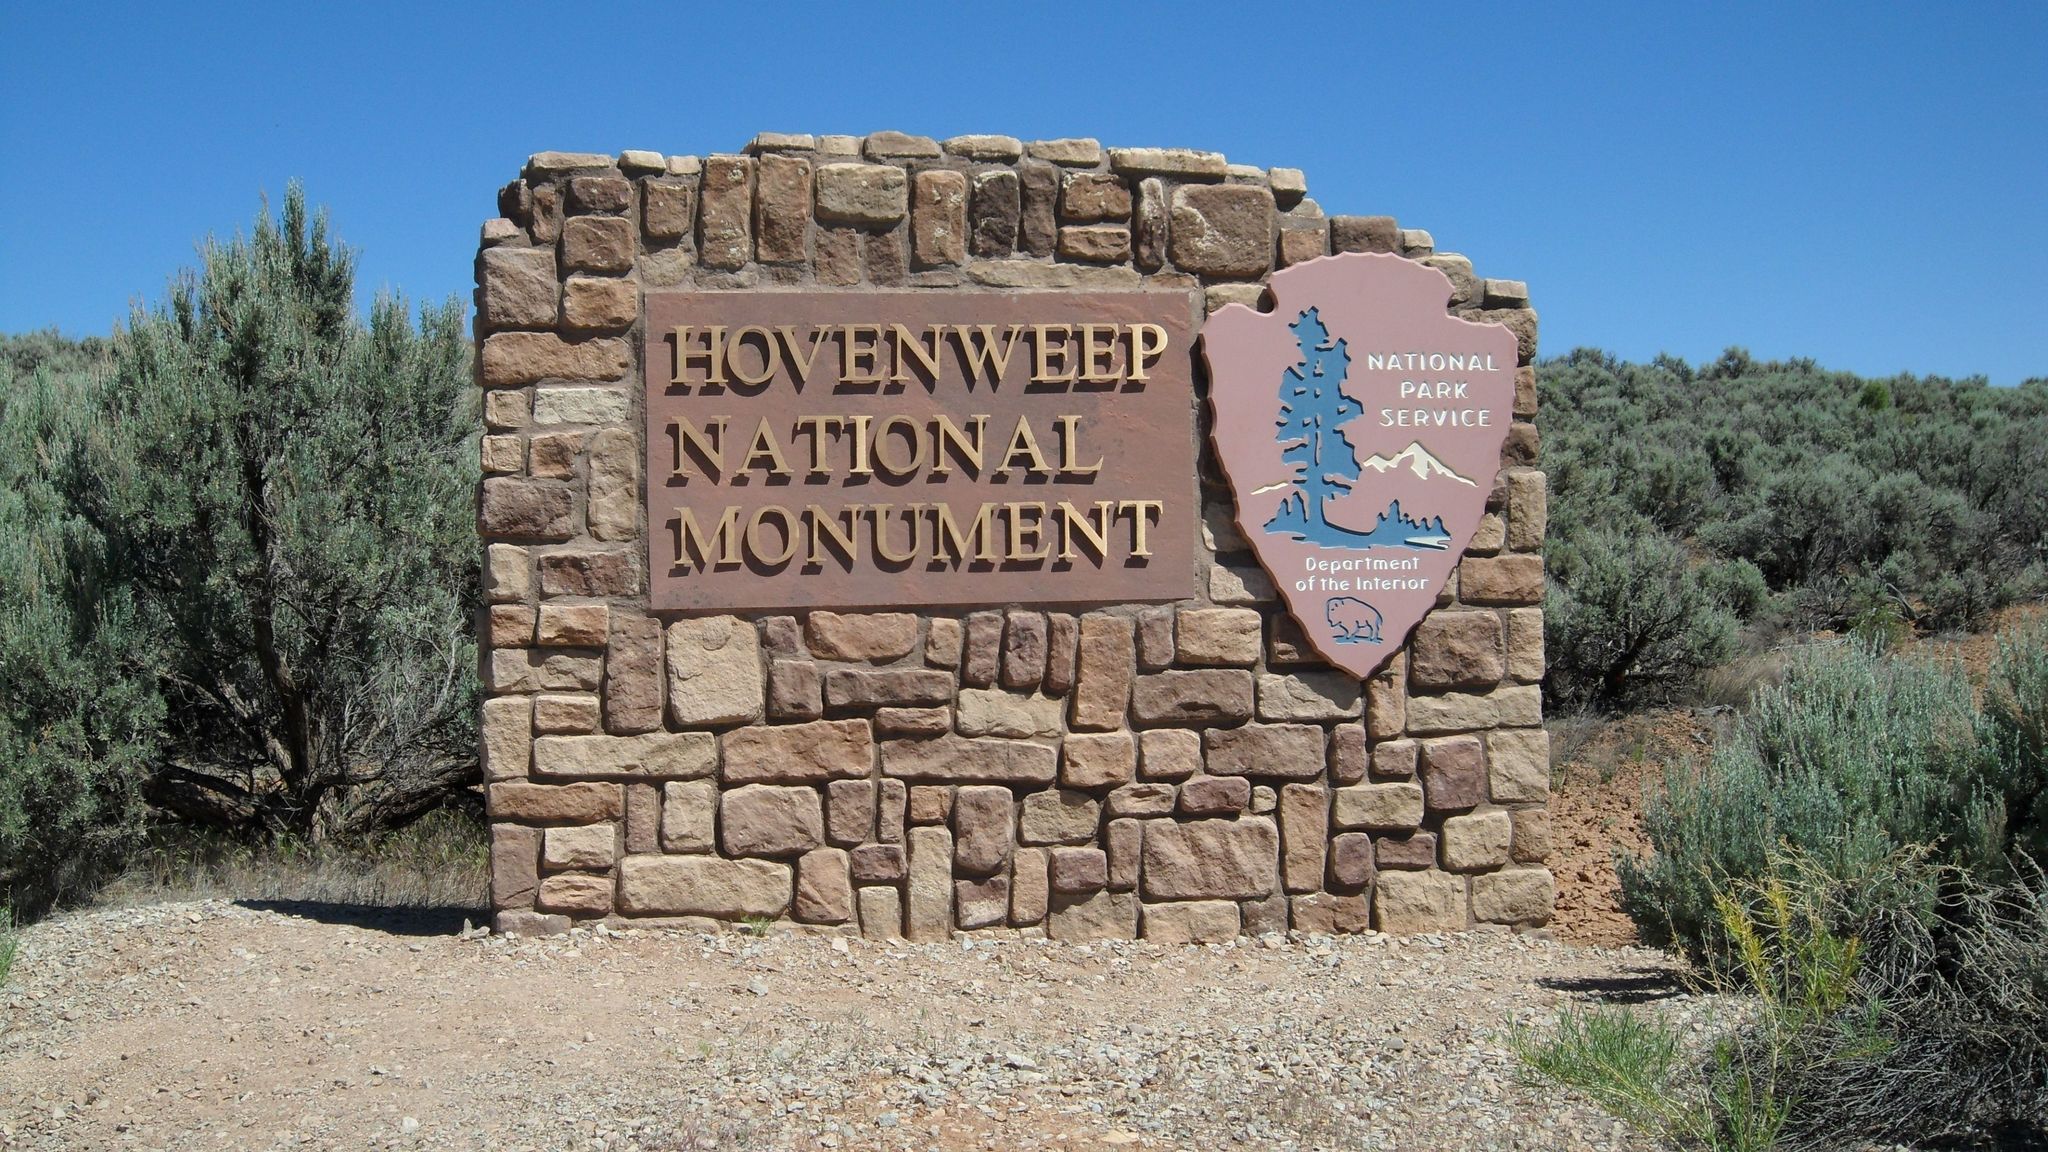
[0,900,1720,1152]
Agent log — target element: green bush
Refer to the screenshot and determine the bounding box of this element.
[1617,634,2033,962]
[0,335,162,912]
[64,185,479,842]
[1543,523,1743,711]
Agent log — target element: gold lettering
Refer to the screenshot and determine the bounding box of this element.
[840,324,885,385]
[1129,323,1168,382]
[888,324,944,385]
[775,325,830,385]
[739,418,791,476]
[1055,414,1104,476]
[954,324,1024,384]
[1117,499,1163,557]
[1005,501,1050,562]
[997,416,1052,477]
[671,416,727,482]
[871,503,925,563]
[1079,324,1122,383]
[672,325,727,386]
[1056,500,1114,561]
[932,501,1000,564]
[1031,324,1076,384]
[930,413,987,476]
[745,506,799,566]
[872,415,926,478]
[791,415,841,476]
[727,326,778,388]
[675,504,741,568]
[805,503,863,567]
[845,414,875,476]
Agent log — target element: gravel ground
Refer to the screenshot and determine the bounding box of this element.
[0,900,1722,1151]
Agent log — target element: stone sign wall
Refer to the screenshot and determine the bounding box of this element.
[475,131,1551,941]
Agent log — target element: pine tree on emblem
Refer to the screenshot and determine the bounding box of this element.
[1268,307,1363,538]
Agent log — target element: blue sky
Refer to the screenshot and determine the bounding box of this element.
[3,2,2044,383]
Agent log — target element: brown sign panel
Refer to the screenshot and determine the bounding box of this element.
[644,290,1199,612]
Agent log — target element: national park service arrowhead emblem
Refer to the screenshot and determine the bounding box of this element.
[1201,253,1518,678]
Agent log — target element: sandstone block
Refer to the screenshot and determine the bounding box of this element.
[1018,789,1100,845]
[1175,608,1262,666]
[825,668,955,709]
[910,785,949,825]
[1459,555,1545,606]
[542,823,616,871]
[1506,608,1545,682]
[494,908,569,936]
[490,781,621,824]
[754,153,812,263]
[815,226,859,284]
[1487,727,1551,803]
[1133,177,1166,270]
[1108,147,1228,178]
[943,134,1023,161]
[537,603,608,648]
[479,247,559,330]
[1278,223,1325,267]
[561,276,636,332]
[479,478,573,540]
[906,826,954,941]
[1374,870,1467,934]
[641,177,695,241]
[1278,784,1331,893]
[1062,732,1136,789]
[491,823,540,907]
[1329,724,1368,785]
[924,618,964,668]
[1107,818,1141,889]
[877,779,906,843]
[1203,723,1325,780]
[1329,215,1400,254]
[1506,470,1548,551]
[1372,737,1419,780]
[1017,159,1059,257]
[1028,138,1103,165]
[537,872,613,917]
[487,603,533,649]
[721,719,871,785]
[875,706,948,735]
[1106,782,1176,818]
[1179,775,1250,815]
[1042,614,1078,697]
[1472,866,1554,926]
[1047,890,1138,941]
[912,169,967,267]
[1071,615,1135,731]
[1503,420,1541,466]
[858,885,903,940]
[1511,808,1551,864]
[480,695,531,781]
[531,384,628,425]
[1407,611,1507,691]
[961,610,1003,688]
[666,617,764,726]
[624,783,659,854]
[1257,672,1363,722]
[566,174,631,213]
[1141,817,1279,901]
[660,779,716,852]
[1169,185,1273,279]
[1292,891,1374,934]
[720,785,825,857]
[864,228,907,285]
[618,855,790,918]
[1208,563,1276,606]
[560,215,634,274]
[486,541,527,601]
[1139,729,1202,781]
[815,163,907,226]
[697,155,754,270]
[826,779,876,846]
[850,842,905,883]
[1368,661,1407,741]
[606,614,663,729]
[863,130,939,158]
[1376,831,1438,871]
[1057,224,1132,264]
[531,732,717,780]
[955,876,1010,929]
[1135,606,1175,669]
[1049,846,1107,893]
[952,785,1014,875]
[804,611,918,662]
[1406,685,1543,735]
[1132,670,1254,725]
[956,689,1063,738]
[586,427,637,542]
[1329,832,1375,889]
[480,434,522,474]
[1441,809,1514,872]
[1515,365,1538,418]
[1060,172,1131,223]
[531,693,599,735]
[1010,847,1049,924]
[881,734,1057,784]
[768,659,824,722]
[1000,611,1048,691]
[538,549,637,597]
[968,169,1020,257]
[1420,736,1488,811]
[1143,900,1240,944]
[795,848,853,924]
[1332,782,1425,830]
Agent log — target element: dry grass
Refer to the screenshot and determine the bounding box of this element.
[93,806,488,913]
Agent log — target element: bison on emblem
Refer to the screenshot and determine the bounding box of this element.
[1325,596,1384,645]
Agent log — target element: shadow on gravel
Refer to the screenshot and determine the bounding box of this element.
[235,899,486,938]
[1537,967,1689,1005]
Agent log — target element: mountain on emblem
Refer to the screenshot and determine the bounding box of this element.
[1201,252,1520,679]
[1359,441,1476,486]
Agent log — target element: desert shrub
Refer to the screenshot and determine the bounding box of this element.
[59,185,480,843]
[1543,523,1743,711]
[1538,349,2048,676]
[0,335,162,913]
[1618,637,2022,961]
